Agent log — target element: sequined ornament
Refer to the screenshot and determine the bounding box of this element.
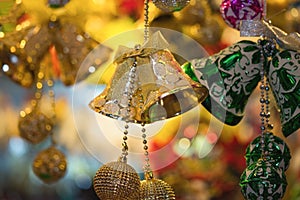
[190,40,263,125]
[267,49,300,137]
[140,173,176,200]
[89,31,208,124]
[18,110,54,144]
[245,132,291,171]
[220,0,264,30]
[32,146,67,184]
[152,0,190,12]
[240,159,287,200]
[93,160,141,200]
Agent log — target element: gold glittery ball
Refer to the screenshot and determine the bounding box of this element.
[93,161,141,200]
[32,146,67,184]
[140,178,176,200]
[18,111,53,144]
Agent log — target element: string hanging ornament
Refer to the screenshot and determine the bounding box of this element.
[239,38,291,199]
[92,57,141,200]
[234,1,292,199]
[139,123,176,199]
[18,62,55,144]
[181,0,298,198]
[17,60,68,184]
[90,0,208,199]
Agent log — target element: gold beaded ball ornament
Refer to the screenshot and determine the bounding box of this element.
[18,111,54,144]
[93,160,141,200]
[32,146,67,184]
[140,177,176,199]
[152,0,190,12]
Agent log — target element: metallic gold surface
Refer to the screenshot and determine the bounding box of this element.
[18,110,54,144]
[32,146,67,184]
[89,32,208,124]
[93,161,140,200]
[140,176,176,200]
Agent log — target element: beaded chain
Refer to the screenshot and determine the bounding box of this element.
[257,38,276,157]
[121,58,138,161]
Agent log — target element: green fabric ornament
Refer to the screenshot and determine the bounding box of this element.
[267,49,300,137]
[240,159,287,200]
[190,40,263,125]
[245,132,291,171]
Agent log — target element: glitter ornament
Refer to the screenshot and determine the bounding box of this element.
[220,0,265,30]
[240,159,287,200]
[140,173,176,200]
[152,0,190,12]
[32,146,67,184]
[93,160,141,200]
[190,40,263,125]
[18,111,54,144]
[267,49,300,137]
[245,132,291,171]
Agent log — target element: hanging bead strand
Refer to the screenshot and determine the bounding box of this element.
[93,58,141,200]
[47,78,57,146]
[121,57,138,161]
[258,38,267,158]
[144,0,150,42]
[141,122,152,177]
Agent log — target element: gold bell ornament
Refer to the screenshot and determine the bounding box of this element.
[89,31,208,124]
[90,0,208,199]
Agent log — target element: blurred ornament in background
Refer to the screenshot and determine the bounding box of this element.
[93,160,140,200]
[19,21,105,86]
[187,16,224,46]
[0,0,25,32]
[152,0,190,12]
[173,0,221,45]
[0,0,112,88]
[150,14,183,33]
[0,41,34,88]
[32,145,67,184]
[285,1,300,36]
[18,110,54,144]
[240,158,287,200]
[173,0,210,25]
[220,0,265,30]
[117,0,144,20]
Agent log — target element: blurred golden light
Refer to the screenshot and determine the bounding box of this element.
[291,8,299,18]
